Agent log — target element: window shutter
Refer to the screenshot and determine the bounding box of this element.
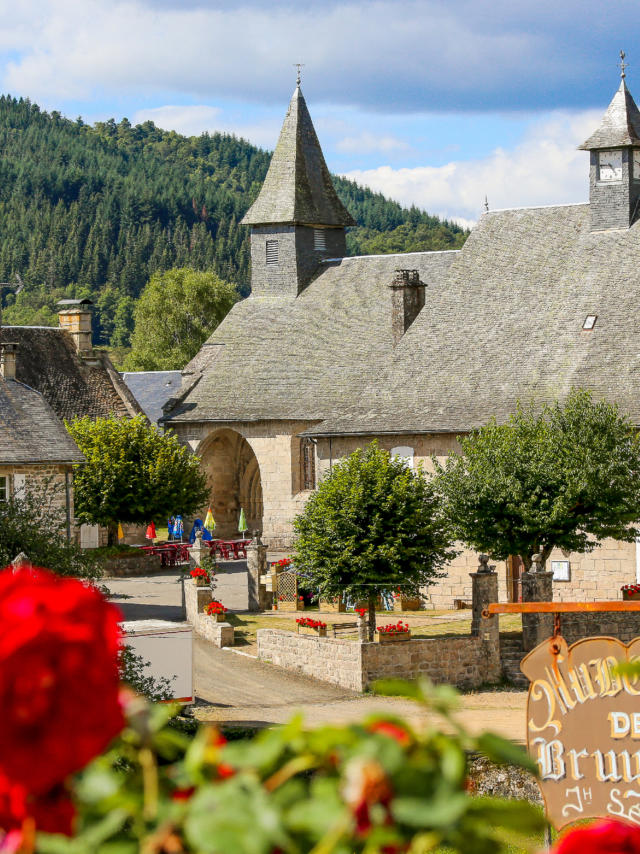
[314,229,326,251]
[301,438,316,490]
[266,240,279,265]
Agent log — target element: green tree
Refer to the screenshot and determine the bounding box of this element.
[0,479,100,580]
[66,414,209,543]
[434,389,640,570]
[125,267,238,370]
[293,442,456,639]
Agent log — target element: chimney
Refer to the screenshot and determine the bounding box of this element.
[389,269,425,345]
[57,299,93,354]
[0,342,18,380]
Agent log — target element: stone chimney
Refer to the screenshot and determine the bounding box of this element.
[390,269,425,345]
[0,342,18,380]
[57,299,93,354]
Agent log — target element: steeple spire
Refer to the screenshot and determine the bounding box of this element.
[578,66,640,150]
[620,49,628,80]
[241,86,356,228]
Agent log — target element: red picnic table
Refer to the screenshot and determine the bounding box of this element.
[207,539,251,560]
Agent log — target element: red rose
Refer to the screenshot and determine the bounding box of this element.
[368,720,411,746]
[0,567,124,794]
[0,771,74,836]
[553,820,640,853]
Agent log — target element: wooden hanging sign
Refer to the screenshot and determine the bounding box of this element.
[521,635,640,829]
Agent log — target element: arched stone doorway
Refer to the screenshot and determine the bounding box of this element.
[198,429,263,538]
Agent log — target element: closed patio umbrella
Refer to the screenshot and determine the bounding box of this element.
[145,521,156,541]
[238,508,247,538]
[204,507,215,532]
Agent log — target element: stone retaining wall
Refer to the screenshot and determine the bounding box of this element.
[99,551,161,577]
[557,611,640,645]
[257,629,501,692]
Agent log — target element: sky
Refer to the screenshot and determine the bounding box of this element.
[0,0,637,226]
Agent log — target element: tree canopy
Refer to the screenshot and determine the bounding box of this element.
[293,443,455,638]
[0,479,100,580]
[66,415,208,539]
[125,267,238,370]
[434,389,640,569]
[0,96,467,347]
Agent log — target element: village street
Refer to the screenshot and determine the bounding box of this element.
[105,572,528,742]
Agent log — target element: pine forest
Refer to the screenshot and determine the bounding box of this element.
[0,95,468,346]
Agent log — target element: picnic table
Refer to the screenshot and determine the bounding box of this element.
[207,539,252,560]
[141,543,190,567]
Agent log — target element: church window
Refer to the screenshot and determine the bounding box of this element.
[583,315,597,330]
[313,229,326,251]
[391,446,414,470]
[301,438,316,490]
[0,477,6,501]
[266,240,279,265]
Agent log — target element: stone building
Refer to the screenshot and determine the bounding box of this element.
[0,341,84,535]
[164,74,640,608]
[0,299,144,546]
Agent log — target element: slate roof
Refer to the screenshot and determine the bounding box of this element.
[163,250,458,423]
[579,81,640,149]
[0,377,84,464]
[0,327,143,422]
[241,87,356,228]
[121,371,182,425]
[311,203,640,435]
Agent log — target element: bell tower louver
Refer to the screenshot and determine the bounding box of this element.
[241,84,356,296]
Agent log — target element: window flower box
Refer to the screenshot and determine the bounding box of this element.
[296,617,327,638]
[393,593,422,612]
[319,598,346,613]
[377,621,411,643]
[277,595,304,612]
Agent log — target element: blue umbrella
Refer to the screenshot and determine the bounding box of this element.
[173,515,184,541]
[189,518,212,543]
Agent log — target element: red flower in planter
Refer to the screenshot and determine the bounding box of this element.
[0,567,124,796]
[355,608,367,619]
[296,617,327,630]
[552,819,640,853]
[190,567,210,582]
[205,600,227,616]
[622,584,640,594]
[376,621,410,635]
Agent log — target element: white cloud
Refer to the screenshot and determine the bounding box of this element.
[343,110,601,224]
[132,105,221,136]
[0,0,618,112]
[336,131,409,154]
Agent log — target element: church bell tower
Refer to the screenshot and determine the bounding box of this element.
[579,54,640,231]
[241,77,356,297]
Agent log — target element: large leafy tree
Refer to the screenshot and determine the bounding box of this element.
[434,389,640,570]
[67,415,209,542]
[125,268,238,370]
[0,480,100,580]
[293,442,455,639]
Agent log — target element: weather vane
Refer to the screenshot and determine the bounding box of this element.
[620,50,628,80]
[294,63,305,86]
[484,195,489,213]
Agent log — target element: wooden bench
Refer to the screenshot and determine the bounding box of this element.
[330,621,359,638]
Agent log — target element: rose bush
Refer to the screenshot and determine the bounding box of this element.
[0,567,124,796]
[552,819,640,853]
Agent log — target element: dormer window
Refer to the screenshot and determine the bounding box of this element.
[598,150,622,182]
[313,229,326,251]
[266,240,279,265]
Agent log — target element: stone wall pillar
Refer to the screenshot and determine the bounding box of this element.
[246,531,268,612]
[521,554,554,652]
[470,555,498,644]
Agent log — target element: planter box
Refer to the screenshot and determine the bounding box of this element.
[393,596,422,612]
[277,600,304,612]
[378,631,411,644]
[622,590,640,601]
[320,599,346,613]
[298,625,327,638]
[206,612,227,622]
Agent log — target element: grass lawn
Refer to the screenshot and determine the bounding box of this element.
[225,609,522,654]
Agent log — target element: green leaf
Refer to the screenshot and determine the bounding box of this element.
[475,732,538,773]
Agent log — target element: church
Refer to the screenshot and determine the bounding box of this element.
[164,70,640,609]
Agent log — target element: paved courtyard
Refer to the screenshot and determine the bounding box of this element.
[104,571,528,742]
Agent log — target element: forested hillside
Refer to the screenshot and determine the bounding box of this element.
[0,95,468,345]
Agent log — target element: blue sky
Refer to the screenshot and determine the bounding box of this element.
[0,0,637,225]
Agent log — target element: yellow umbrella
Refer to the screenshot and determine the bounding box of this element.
[117,522,124,540]
[204,507,215,531]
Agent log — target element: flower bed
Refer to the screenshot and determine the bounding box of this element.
[621,583,640,600]
[296,616,327,638]
[190,566,211,587]
[205,600,228,622]
[377,621,411,643]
